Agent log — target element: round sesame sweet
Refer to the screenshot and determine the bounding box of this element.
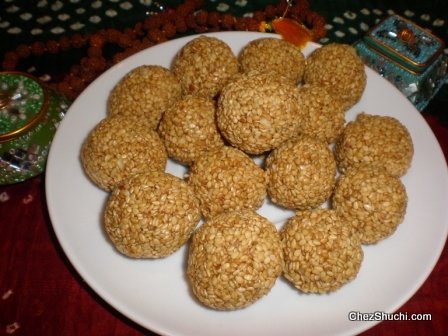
[217,71,300,155]
[332,167,407,245]
[104,171,201,258]
[266,136,336,210]
[187,146,267,220]
[280,209,363,294]
[238,37,306,84]
[157,95,224,165]
[107,65,181,129]
[80,115,167,192]
[296,84,345,144]
[171,36,239,99]
[187,210,283,310]
[303,43,366,111]
[334,113,414,177]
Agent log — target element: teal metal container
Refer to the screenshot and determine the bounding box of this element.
[354,14,447,111]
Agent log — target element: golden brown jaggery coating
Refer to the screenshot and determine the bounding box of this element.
[238,37,306,84]
[171,36,239,98]
[217,71,300,155]
[332,167,408,244]
[107,65,181,129]
[187,146,267,220]
[266,136,336,210]
[104,171,201,258]
[296,84,345,144]
[280,209,363,294]
[157,95,224,165]
[80,115,167,192]
[187,210,283,310]
[334,113,413,177]
[303,43,366,111]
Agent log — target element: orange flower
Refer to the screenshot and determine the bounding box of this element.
[260,18,313,49]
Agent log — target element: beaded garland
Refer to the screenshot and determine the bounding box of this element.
[0,0,326,101]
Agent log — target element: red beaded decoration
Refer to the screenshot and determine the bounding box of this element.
[1,0,326,100]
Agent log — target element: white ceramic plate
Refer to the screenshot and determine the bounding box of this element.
[45,32,448,336]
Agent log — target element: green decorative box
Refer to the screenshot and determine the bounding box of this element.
[0,72,70,185]
[354,14,447,111]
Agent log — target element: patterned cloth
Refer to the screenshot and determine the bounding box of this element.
[1,0,446,114]
[1,0,447,47]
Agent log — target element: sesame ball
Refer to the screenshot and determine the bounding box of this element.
[332,167,408,244]
[303,43,366,111]
[172,36,239,98]
[334,113,414,177]
[157,95,224,165]
[187,210,283,310]
[238,37,306,84]
[80,115,167,192]
[296,84,345,144]
[104,171,201,258]
[217,71,300,155]
[187,146,267,220]
[266,136,336,210]
[280,209,363,294]
[107,65,181,129]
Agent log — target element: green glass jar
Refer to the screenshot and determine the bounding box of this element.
[0,72,70,185]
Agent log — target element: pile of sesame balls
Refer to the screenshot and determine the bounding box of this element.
[80,35,413,310]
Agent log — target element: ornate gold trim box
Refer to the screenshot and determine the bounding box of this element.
[0,72,70,184]
[354,14,447,111]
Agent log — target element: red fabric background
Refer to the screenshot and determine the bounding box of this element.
[0,112,447,336]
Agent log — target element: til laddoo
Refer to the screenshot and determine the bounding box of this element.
[296,84,345,144]
[187,210,283,310]
[157,95,224,165]
[303,43,366,111]
[332,167,408,244]
[334,113,413,177]
[80,115,167,192]
[187,146,267,220]
[107,65,181,129]
[266,136,336,210]
[103,171,201,258]
[217,71,300,155]
[280,209,363,293]
[171,36,239,98]
[238,37,306,84]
